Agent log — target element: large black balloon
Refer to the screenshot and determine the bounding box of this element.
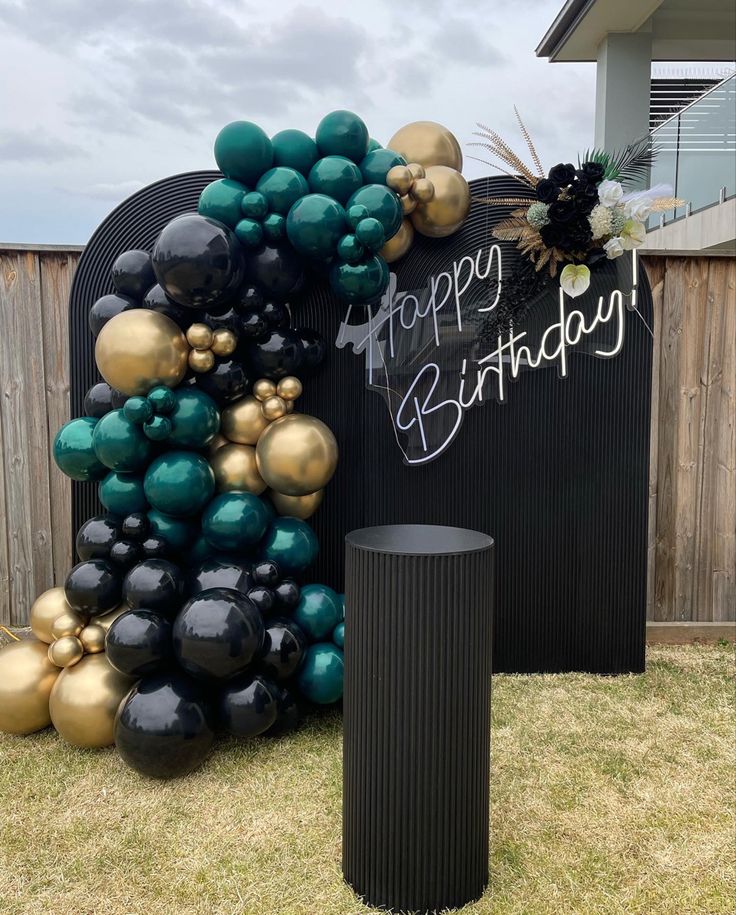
[88,293,137,337]
[244,243,304,301]
[143,283,192,330]
[111,249,156,300]
[152,214,243,310]
[173,587,264,682]
[65,559,122,616]
[258,618,307,681]
[106,608,174,677]
[246,329,304,380]
[123,560,184,618]
[217,674,278,737]
[195,357,248,404]
[84,382,114,419]
[297,328,327,372]
[188,558,253,597]
[76,514,120,561]
[266,684,300,736]
[114,672,214,779]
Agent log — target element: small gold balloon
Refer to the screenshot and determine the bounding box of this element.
[253,378,277,402]
[411,165,471,238]
[186,323,214,349]
[0,639,59,735]
[211,328,237,356]
[262,395,288,421]
[48,636,84,669]
[408,162,426,179]
[30,587,73,644]
[388,121,463,171]
[50,608,87,641]
[276,376,302,401]
[222,395,271,445]
[285,400,295,414]
[270,488,324,520]
[189,348,215,373]
[94,604,129,633]
[411,177,435,203]
[400,194,418,216]
[386,164,413,195]
[210,443,266,494]
[381,218,415,264]
[256,413,338,496]
[49,653,135,749]
[80,624,106,654]
[95,310,189,396]
[208,433,230,456]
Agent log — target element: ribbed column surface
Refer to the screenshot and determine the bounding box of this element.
[343,525,494,914]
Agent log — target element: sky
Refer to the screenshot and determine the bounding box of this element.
[1,0,600,244]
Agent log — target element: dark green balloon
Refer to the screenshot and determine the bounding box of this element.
[367,137,382,152]
[183,534,219,565]
[147,509,198,551]
[167,388,220,449]
[202,493,270,552]
[214,121,273,185]
[332,621,345,648]
[308,156,363,205]
[260,517,318,575]
[271,129,319,175]
[296,643,344,704]
[347,184,402,239]
[148,386,176,415]
[359,147,406,185]
[99,471,148,515]
[144,451,214,517]
[256,167,309,215]
[123,396,153,424]
[143,415,172,441]
[286,193,346,260]
[198,179,248,228]
[355,216,385,251]
[234,218,263,248]
[292,584,343,641]
[330,254,389,304]
[315,110,369,163]
[93,409,153,472]
[241,191,268,220]
[337,233,364,264]
[53,417,107,481]
[262,213,286,242]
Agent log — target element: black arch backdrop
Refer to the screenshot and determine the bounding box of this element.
[69,172,653,674]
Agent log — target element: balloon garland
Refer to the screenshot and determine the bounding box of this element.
[0,111,470,779]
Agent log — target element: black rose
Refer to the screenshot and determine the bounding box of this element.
[536,178,559,203]
[548,198,578,223]
[577,161,605,183]
[539,222,565,248]
[585,247,607,266]
[574,182,599,214]
[548,162,577,187]
[566,217,593,248]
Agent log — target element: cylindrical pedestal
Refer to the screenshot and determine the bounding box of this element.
[343,524,494,914]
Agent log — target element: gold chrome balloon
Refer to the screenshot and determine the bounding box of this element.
[208,433,230,456]
[222,395,271,445]
[407,162,426,179]
[386,164,413,195]
[262,395,288,421]
[400,194,417,216]
[211,443,266,494]
[48,636,84,669]
[256,413,338,496]
[186,323,214,349]
[94,604,129,633]
[49,653,135,748]
[276,376,302,402]
[381,218,415,264]
[211,328,237,357]
[189,348,215,373]
[253,378,277,402]
[388,122,463,171]
[0,639,59,734]
[270,488,324,520]
[411,166,471,238]
[95,310,189,396]
[30,587,73,644]
[80,624,106,654]
[411,178,435,203]
[50,608,86,641]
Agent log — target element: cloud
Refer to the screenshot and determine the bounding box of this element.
[66,179,146,200]
[0,129,81,163]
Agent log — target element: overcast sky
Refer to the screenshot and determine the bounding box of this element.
[0,0,603,244]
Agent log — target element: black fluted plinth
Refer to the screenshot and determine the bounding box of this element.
[343,524,494,914]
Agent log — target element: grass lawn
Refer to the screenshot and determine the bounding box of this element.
[0,643,733,915]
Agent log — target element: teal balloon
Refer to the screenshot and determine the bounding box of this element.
[198,178,248,228]
[367,137,382,152]
[271,129,319,175]
[297,643,344,704]
[167,388,220,449]
[214,121,273,185]
[332,621,345,648]
[148,386,175,415]
[241,191,268,220]
[355,216,385,251]
[337,234,364,264]
[347,184,402,239]
[359,148,406,185]
[308,156,363,205]
[256,167,309,215]
[93,409,153,472]
[347,204,369,229]
[144,451,214,517]
[53,417,107,482]
[143,415,171,441]
[202,492,270,552]
[99,471,148,515]
[315,110,369,163]
[183,533,219,565]
[260,517,318,575]
[123,396,152,424]
[330,255,389,304]
[286,194,347,260]
[147,509,198,551]
[262,213,286,242]
[293,584,343,641]
[235,218,263,248]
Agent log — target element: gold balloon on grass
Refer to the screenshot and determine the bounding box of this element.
[50,608,87,641]
[256,414,338,496]
[0,639,59,735]
[381,218,415,264]
[49,653,135,748]
[222,395,271,445]
[30,586,73,643]
[211,443,266,494]
[270,488,324,520]
[48,636,84,669]
[387,121,463,171]
[95,310,189,396]
[410,166,471,238]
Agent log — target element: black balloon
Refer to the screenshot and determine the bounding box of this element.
[114,672,215,779]
[273,578,301,611]
[197,305,242,336]
[123,560,184,618]
[266,684,300,736]
[296,328,327,372]
[110,388,128,409]
[76,514,120,561]
[188,558,253,597]
[143,283,192,330]
[173,587,264,682]
[239,309,268,340]
[252,560,280,587]
[109,539,141,569]
[111,249,156,300]
[244,243,304,300]
[121,512,148,541]
[236,285,263,312]
[247,586,274,614]
[217,674,278,737]
[246,329,304,381]
[106,608,173,677]
[88,293,137,337]
[260,301,291,329]
[258,618,307,681]
[195,357,248,404]
[65,559,122,616]
[152,214,244,310]
[84,382,114,419]
[140,535,169,560]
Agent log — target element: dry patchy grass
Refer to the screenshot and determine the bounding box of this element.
[0,644,733,915]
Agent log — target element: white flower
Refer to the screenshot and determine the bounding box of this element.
[619,219,646,249]
[623,197,653,221]
[604,237,624,259]
[559,263,591,298]
[598,179,624,208]
[588,204,612,239]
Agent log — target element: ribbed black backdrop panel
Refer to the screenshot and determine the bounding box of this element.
[69,171,652,675]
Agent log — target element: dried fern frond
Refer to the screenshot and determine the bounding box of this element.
[476,196,536,206]
[472,124,539,185]
[492,216,531,242]
[514,106,545,178]
[466,152,536,188]
[648,196,685,212]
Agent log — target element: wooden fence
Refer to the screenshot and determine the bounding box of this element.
[0,246,734,626]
